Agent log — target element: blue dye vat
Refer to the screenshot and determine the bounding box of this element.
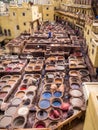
[42,92,52,99]
[39,99,50,109]
[52,100,61,107]
[53,91,62,97]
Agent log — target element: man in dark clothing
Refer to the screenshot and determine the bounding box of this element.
[96,68,98,79]
[48,30,52,38]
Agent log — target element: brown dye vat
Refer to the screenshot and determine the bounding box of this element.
[8,80,16,85]
[46,65,55,70]
[0,92,7,98]
[37,110,48,120]
[34,66,41,71]
[6,106,17,115]
[33,74,40,79]
[13,116,25,127]
[26,66,33,72]
[44,84,51,91]
[2,85,11,91]
[70,63,77,68]
[0,66,4,71]
[16,91,25,98]
[81,76,90,82]
[46,78,53,83]
[48,122,58,128]
[70,83,80,89]
[54,78,62,84]
[70,98,83,108]
[2,75,11,80]
[25,75,32,79]
[79,69,89,76]
[70,77,79,83]
[13,67,20,71]
[78,63,86,67]
[69,71,78,77]
[11,98,22,106]
[69,89,82,97]
[12,75,20,80]
[0,116,12,127]
[58,56,64,61]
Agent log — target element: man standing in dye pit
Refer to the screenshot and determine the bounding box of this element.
[48,30,52,38]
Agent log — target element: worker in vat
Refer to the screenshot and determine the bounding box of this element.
[48,29,52,38]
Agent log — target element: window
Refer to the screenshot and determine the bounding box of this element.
[46,14,49,16]
[24,22,26,26]
[4,29,7,36]
[46,7,49,10]
[16,25,20,30]
[22,13,25,16]
[13,12,15,16]
[8,29,11,36]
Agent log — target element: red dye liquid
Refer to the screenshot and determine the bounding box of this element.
[36,124,45,128]
[5,67,12,72]
[20,85,27,90]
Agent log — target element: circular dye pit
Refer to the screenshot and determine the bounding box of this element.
[48,122,58,128]
[46,73,54,79]
[12,76,20,80]
[81,76,90,82]
[2,75,11,80]
[11,98,22,106]
[79,69,89,76]
[37,110,48,120]
[44,84,51,91]
[70,77,79,82]
[27,86,37,91]
[52,99,62,107]
[0,116,12,127]
[6,106,17,115]
[16,91,25,98]
[23,79,28,84]
[8,80,15,85]
[26,91,35,99]
[5,67,12,72]
[13,67,20,71]
[49,109,61,120]
[23,99,31,105]
[0,81,6,86]
[0,92,7,98]
[53,91,62,98]
[13,116,25,127]
[55,78,62,84]
[69,71,78,77]
[20,85,27,91]
[25,75,32,79]
[42,92,52,99]
[39,99,50,109]
[70,98,83,108]
[70,83,80,89]
[2,85,11,91]
[34,121,46,128]
[18,107,29,116]
[69,90,82,97]
[56,66,64,71]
